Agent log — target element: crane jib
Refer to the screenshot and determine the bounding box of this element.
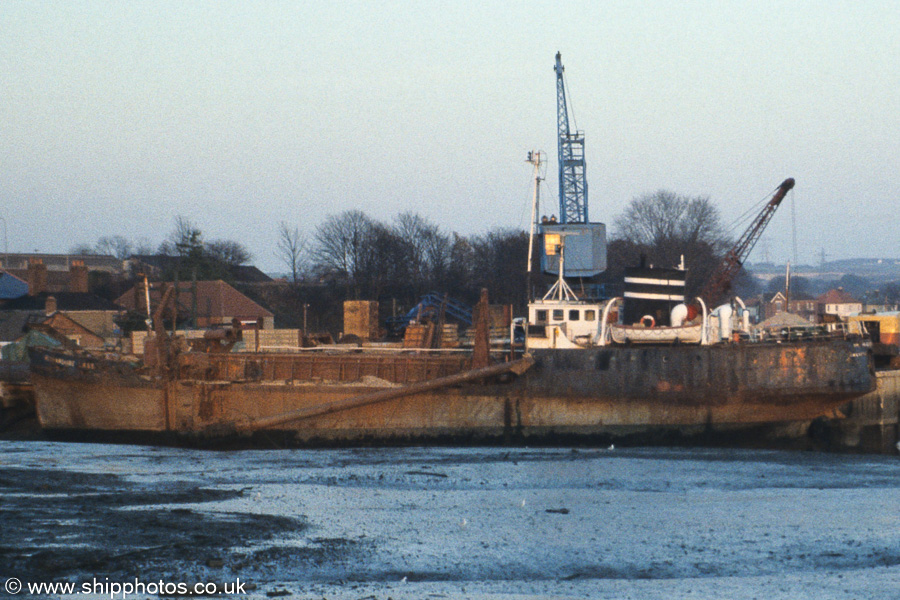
[555,52,588,225]
[700,178,796,307]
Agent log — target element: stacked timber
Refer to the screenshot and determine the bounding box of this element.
[441,323,460,348]
[344,301,380,341]
[403,323,434,348]
[401,323,460,348]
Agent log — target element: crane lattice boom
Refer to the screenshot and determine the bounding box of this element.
[555,52,588,224]
[700,177,795,307]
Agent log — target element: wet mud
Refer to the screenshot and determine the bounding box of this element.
[0,467,305,585]
[2,443,899,599]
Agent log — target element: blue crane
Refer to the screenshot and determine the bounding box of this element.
[540,53,606,284]
[554,52,588,224]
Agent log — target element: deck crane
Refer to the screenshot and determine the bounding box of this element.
[554,52,588,224]
[540,53,606,281]
[699,177,795,308]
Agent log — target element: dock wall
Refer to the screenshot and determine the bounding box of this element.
[829,369,900,454]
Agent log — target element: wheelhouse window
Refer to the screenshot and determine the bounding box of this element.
[584,310,596,321]
[552,309,564,321]
[535,310,548,323]
[569,310,580,321]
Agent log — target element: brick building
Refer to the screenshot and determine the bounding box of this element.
[115,280,275,330]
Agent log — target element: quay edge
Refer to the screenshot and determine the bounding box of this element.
[816,369,900,454]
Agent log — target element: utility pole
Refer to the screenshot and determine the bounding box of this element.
[790,186,798,265]
[0,215,7,270]
[303,303,308,338]
[785,261,791,313]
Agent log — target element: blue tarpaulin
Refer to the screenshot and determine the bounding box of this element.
[0,330,61,362]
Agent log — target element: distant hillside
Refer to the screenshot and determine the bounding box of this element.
[747,258,900,281]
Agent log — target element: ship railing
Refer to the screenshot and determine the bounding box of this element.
[749,322,867,344]
[255,345,475,354]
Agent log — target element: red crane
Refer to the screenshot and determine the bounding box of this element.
[699,177,795,308]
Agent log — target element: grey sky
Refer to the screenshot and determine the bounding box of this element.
[2,1,898,273]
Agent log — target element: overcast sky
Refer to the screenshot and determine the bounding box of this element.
[2,1,898,273]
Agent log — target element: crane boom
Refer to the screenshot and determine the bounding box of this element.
[555,52,588,224]
[700,177,795,307]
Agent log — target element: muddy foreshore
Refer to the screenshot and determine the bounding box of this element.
[2,442,899,599]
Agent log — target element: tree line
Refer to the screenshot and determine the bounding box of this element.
[279,210,530,318]
[73,190,755,332]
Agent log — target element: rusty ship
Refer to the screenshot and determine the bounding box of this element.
[24,169,878,448]
[27,280,876,446]
[23,170,878,447]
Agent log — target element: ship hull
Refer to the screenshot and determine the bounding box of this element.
[29,341,875,446]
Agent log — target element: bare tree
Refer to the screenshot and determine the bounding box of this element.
[133,237,155,256]
[358,221,406,300]
[312,210,374,282]
[393,212,429,282]
[447,232,475,294]
[158,216,203,258]
[276,221,307,283]
[95,235,133,260]
[305,209,534,310]
[470,228,529,306]
[614,191,724,248]
[207,239,251,266]
[422,226,452,288]
[392,212,451,293]
[612,191,731,296]
[69,243,95,255]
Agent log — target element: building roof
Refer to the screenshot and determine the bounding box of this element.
[3,268,91,294]
[115,280,273,320]
[127,255,273,283]
[0,253,122,272]
[43,311,106,343]
[0,292,121,312]
[816,288,860,305]
[0,311,39,342]
[0,270,28,300]
[229,264,273,283]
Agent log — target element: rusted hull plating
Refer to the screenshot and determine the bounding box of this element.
[30,340,876,444]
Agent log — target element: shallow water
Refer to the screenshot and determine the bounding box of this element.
[1,441,898,599]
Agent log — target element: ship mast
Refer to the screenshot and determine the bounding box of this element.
[525,150,544,303]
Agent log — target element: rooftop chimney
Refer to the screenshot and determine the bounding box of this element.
[27,259,47,296]
[45,295,57,315]
[69,260,89,293]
